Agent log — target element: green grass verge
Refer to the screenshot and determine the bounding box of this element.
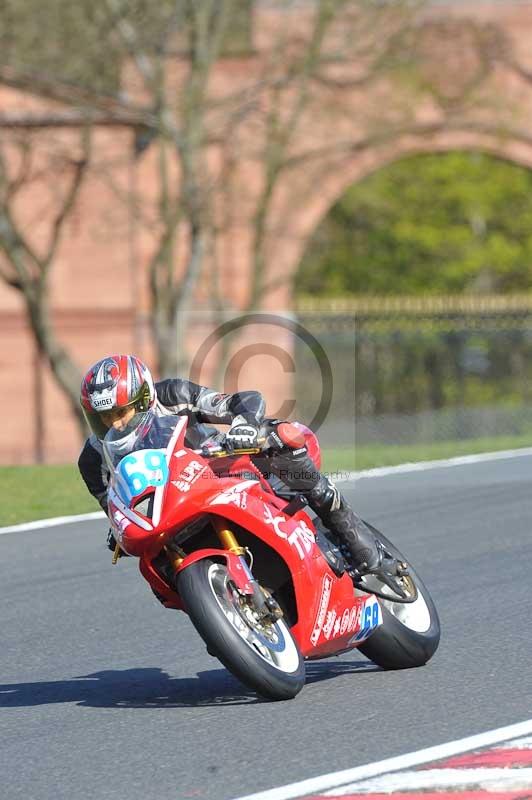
[320,433,532,472]
[1,432,531,527]
[0,465,99,527]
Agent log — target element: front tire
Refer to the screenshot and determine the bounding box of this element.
[357,526,441,670]
[178,559,305,700]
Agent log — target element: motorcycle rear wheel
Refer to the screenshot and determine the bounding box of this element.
[178,559,305,700]
[357,526,440,670]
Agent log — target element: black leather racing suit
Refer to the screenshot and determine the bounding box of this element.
[78,378,382,571]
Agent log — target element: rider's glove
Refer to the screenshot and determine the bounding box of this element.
[225,416,260,451]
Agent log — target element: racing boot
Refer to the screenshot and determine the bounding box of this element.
[262,428,404,591]
[305,477,404,593]
[305,477,378,569]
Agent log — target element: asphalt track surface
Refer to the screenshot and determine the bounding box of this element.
[1,455,531,800]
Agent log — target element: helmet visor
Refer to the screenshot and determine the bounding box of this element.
[82,407,110,440]
[103,409,155,470]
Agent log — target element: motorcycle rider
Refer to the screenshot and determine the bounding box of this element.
[78,354,398,580]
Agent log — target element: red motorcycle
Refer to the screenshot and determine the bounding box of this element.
[105,411,440,701]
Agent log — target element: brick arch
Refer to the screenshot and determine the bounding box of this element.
[267,127,532,301]
[5,1,532,461]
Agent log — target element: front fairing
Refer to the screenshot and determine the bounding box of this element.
[105,413,198,555]
[105,415,263,555]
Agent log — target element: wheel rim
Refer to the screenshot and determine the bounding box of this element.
[207,563,301,673]
[374,575,432,633]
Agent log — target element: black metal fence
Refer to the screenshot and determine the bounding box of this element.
[294,295,532,449]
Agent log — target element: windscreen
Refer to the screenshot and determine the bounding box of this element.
[103,412,182,507]
[103,410,179,471]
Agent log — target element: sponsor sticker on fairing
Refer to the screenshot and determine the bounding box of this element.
[310,574,333,645]
[209,480,258,507]
[321,603,367,641]
[340,607,351,635]
[172,459,207,493]
[348,605,360,631]
[323,610,336,639]
[348,596,383,644]
[263,505,315,560]
[171,480,191,492]
[112,509,131,542]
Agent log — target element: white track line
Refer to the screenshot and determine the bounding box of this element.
[231,719,532,800]
[337,446,532,482]
[1,446,531,535]
[0,511,105,535]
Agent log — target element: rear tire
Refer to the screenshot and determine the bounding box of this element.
[178,559,305,700]
[358,526,440,670]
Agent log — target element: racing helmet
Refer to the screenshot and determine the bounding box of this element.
[80,354,156,439]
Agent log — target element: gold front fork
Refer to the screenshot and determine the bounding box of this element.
[161,520,244,574]
[165,545,184,571]
[212,518,245,555]
[112,541,122,565]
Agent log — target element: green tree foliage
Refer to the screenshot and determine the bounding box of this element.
[297,151,532,296]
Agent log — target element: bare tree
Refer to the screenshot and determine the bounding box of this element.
[207,0,431,385]
[0,126,91,431]
[1,1,436,364]
[0,0,259,376]
[8,0,504,414]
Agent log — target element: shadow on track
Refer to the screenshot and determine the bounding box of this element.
[0,667,258,708]
[0,660,379,709]
[305,659,381,684]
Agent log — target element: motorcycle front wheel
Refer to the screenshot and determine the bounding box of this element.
[357,525,441,670]
[178,559,305,700]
